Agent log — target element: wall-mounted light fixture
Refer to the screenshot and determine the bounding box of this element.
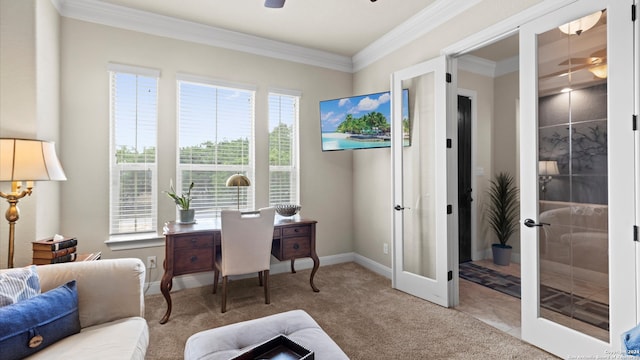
[538,160,559,196]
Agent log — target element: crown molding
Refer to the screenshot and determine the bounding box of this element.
[50,0,62,13]
[352,0,482,73]
[53,0,575,75]
[55,0,353,73]
[458,55,496,78]
[442,0,577,56]
[458,54,519,78]
[494,55,519,77]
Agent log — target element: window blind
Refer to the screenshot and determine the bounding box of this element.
[268,92,299,205]
[178,79,255,218]
[109,68,159,235]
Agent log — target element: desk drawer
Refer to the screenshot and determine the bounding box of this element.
[174,248,214,275]
[282,237,311,259]
[282,225,310,238]
[174,234,214,249]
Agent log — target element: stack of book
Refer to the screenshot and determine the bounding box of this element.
[32,236,78,265]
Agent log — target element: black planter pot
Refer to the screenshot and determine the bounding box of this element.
[492,244,512,266]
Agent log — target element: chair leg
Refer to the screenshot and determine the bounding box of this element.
[258,271,263,287]
[213,269,219,294]
[264,270,270,305]
[221,276,228,313]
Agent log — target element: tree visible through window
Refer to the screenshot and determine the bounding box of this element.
[269,92,299,205]
[177,78,255,218]
[108,65,159,235]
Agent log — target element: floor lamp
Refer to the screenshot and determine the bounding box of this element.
[0,138,67,268]
[225,174,250,211]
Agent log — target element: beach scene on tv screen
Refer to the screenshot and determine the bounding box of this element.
[320,90,409,151]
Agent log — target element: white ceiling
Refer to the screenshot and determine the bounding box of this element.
[97,0,439,57]
[57,0,606,92]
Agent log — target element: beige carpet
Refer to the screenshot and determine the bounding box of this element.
[144,262,557,359]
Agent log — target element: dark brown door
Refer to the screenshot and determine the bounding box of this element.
[457,95,472,263]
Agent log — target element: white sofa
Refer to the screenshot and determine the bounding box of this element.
[2,258,149,359]
[539,202,608,274]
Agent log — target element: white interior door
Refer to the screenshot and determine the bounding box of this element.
[520,0,636,356]
[391,55,454,307]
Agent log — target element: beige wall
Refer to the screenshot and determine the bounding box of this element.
[0,0,61,268]
[352,0,541,267]
[0,0,539,270]
[58,18,354,279]
[458,70,495,260]
[493,70,521,257]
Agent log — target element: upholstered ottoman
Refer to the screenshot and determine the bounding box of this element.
[184,309,349,360]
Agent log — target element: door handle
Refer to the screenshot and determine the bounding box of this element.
[524,218,550,228]
[394,205,405,211]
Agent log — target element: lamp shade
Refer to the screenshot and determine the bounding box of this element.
[226,174,250,187]
[538,160,559,176]
[0,138,66,181]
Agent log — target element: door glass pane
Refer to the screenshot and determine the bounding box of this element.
[537,9,609,341]
[402,74,436,279]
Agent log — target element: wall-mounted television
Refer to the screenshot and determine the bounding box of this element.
[320,89,410,151]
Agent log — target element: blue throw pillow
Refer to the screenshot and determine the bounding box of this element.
[0,265,40,307]
[0,280,80,360]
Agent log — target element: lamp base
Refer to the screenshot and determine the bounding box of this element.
[1,183,33,268]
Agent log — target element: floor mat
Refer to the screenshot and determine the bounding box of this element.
[459,262,609,331]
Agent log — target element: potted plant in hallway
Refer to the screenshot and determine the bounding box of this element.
[486,172,519,266]
[165,180,195,223]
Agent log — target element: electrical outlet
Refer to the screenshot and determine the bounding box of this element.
[147,256,157,269]
[383,243,389,254]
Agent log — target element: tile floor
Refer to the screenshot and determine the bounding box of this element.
[455,259,609,342]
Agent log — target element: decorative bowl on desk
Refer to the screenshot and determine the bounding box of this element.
[275,204,301,217]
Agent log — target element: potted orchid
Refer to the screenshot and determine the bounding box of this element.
[165,180,195,223]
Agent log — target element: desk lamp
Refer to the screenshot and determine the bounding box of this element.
[226,174,250,211]
[0,138,66,268]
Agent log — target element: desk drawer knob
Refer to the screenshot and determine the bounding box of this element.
[191,238,198,243]
[294,228,300,232]
[190,256,198,263]
[293,243,300,250]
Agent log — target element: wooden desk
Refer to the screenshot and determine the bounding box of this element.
[160,216,319,324]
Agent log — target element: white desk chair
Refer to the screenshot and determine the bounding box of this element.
[213,207,276,313]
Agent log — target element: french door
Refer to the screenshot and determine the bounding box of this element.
[391,55,455,307]
[520,0,636,356]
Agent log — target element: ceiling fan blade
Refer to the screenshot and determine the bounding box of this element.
[558,58,596,66]
[540,63,591,79]
[590,49,606,58]
[265,0,285,8]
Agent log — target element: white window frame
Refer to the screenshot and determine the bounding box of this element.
[106,63,162,249]
[268,88,301,206]
[176,74,257,218]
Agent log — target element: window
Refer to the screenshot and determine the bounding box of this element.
[108,64,159,235]
[177,76,255,218]
[268,91,300,205]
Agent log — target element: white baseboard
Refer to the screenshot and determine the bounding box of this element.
[353,253,392,279]
[143,252,391,295]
